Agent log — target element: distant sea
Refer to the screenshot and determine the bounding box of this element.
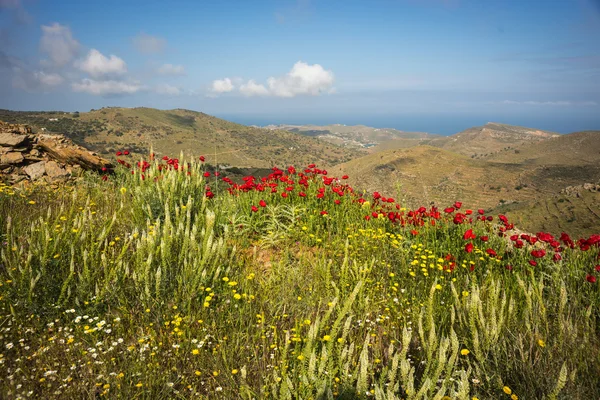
[217,114,600,136]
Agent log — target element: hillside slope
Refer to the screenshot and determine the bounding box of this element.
[430,122,558,158]
[331,144,600,236]
[0,108,362,168]
[483,130,600,165]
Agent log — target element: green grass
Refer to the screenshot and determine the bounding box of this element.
[0,154,599,399]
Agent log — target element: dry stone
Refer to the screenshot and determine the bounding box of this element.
[0,120,113,184]
[44,160,70,180]
[0,132,29,147]
[1,152,24,165]
[24,161,46,180]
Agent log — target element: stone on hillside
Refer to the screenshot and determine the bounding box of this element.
[36,137,112,172]
[0,132,28,147]
[1,152,24,165]
[24,161,46,180]
[44,160,70,180]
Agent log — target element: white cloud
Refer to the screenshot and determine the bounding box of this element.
[266,62,334,97]
[72,78,142,95]
[34,71,63,86]
[157,63,185,75]
[39,23,79,67]
[12,68,64,91]
[210,78,235,94]
[239,79,269,96]
[76,49,127,78]
[155,83,181,96]
[224,61,334,98]
[133,33,166,54]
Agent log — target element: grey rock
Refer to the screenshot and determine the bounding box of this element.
[44,160,70,180]
[24,161,46,180]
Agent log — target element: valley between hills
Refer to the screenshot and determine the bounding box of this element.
[1,107,599,237]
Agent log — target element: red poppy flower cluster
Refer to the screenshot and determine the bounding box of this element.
[105,155,600,283]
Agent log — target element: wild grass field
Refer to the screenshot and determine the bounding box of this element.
[0,153,599,399]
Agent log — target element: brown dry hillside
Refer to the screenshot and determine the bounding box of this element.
[497,187,600,238]
[430,122,558,158]
[331,145,600,213]
[483,130,600,166]
[0,108,362,168]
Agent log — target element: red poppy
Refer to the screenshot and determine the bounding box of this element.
[529,260,537,266]
[531,249,546,258]
[463,229,476,240]
[587,275,597,284]
[454,201,462,209]
[444,207,455,213]
[259,200,267,207]
[595,265,600,272]
[116,151,122,156]
[251,205,258,212]
[124,150,130,155]
[101,175,108,181]
[410,230,419,236]
[299,192,306,197]
[486,248,497,257]
[205,191,214,199]
[203,172,211,177]
[199,155,205,162]
[371,211,379,218]
[480,236,489,242]
[478,209,485,215]
[281,192,288,198]
[320,210,328,215]
[505,265,513,271]
[465,243,474,253]
[162,155,169,161]
[342,175,349,180]
[335,199,341,205]
[552,253,562,262]
[101,167,107,172]
[308,163,315,168]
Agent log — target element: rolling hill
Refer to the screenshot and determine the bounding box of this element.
[0,108,362,168]
[331,141,600,236]
[429,122,559,158]
[2,107,598,236]
[483,130,600,165]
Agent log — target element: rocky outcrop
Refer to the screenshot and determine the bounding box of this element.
[0,121,113,184]
[560,183,600,198]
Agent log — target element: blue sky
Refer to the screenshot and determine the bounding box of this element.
[1,0,599,134]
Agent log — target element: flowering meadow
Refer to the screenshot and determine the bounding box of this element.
[0,153,599,399]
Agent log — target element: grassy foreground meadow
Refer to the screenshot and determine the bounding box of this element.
[1,153,599,399]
